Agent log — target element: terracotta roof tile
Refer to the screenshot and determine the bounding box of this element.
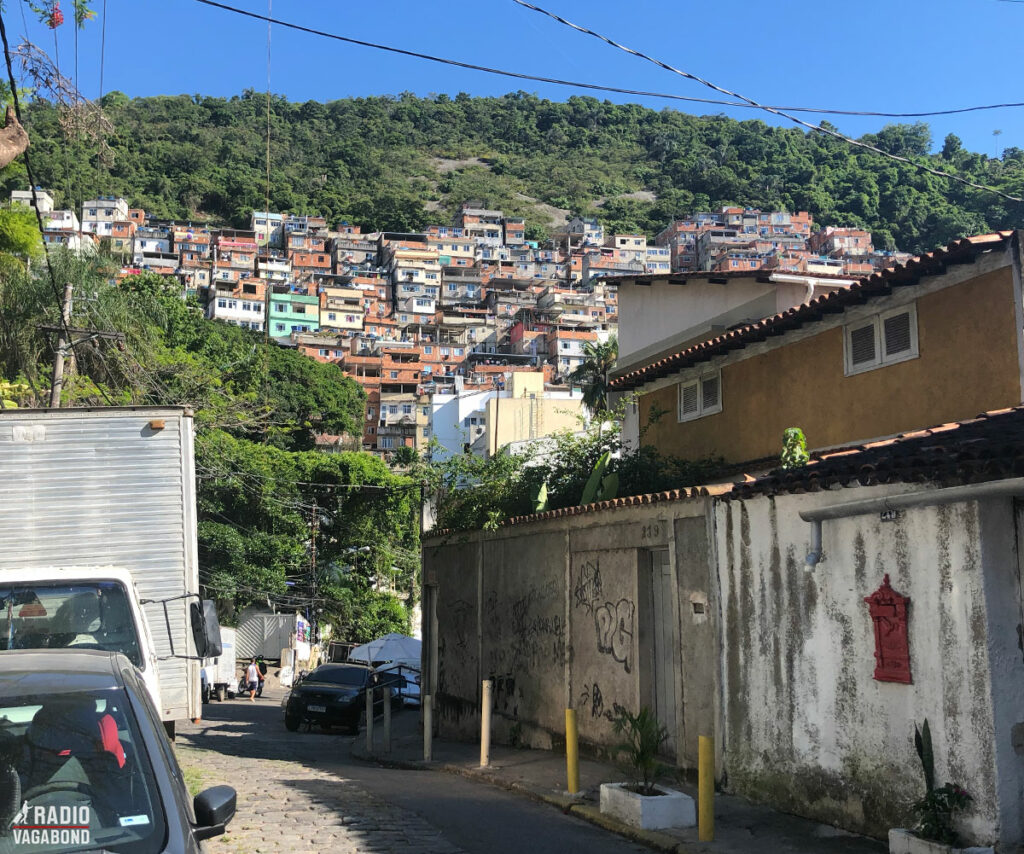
[729,404,1024,499]
[426,483,736,538]
[611,231,1015,392]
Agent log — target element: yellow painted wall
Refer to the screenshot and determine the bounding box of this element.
[640,269,1022,463]
[486,395,584,456]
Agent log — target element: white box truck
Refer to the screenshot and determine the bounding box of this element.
[202,625,237,701]
[0,407,217,735]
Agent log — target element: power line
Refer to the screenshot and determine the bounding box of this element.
[511,0,1024,203]
[187,0,1024,121]
[0,8,109,407]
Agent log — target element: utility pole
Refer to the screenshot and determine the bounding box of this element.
[49,282,74,408]
[310,499,319,642]
[264,278,272,345]
[39,284,126,408]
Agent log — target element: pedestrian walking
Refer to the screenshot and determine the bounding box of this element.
[256,656,267,698]
[246,658,260,701]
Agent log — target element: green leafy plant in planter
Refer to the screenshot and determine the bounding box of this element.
[912,719,972,845]
[612,706,669,796]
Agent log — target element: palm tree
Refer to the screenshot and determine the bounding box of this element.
[569,335,618,415]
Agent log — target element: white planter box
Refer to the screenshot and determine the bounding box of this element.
[599,782,696,830]
[888,828,993,854]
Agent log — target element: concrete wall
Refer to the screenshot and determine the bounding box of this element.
[427,480,1024,845]
[715,487,1018,845]
[424,497,715,764]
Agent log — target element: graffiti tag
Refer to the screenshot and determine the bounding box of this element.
[573,559,603,614]
[595,598,635,674]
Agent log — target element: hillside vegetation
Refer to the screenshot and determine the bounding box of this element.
[0,257,415,639]
[4,90,1023,253]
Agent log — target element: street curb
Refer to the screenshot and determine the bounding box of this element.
[349,742,697,854]
[568,803,690,853]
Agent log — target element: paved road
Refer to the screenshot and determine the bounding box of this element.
[176,689,649,854]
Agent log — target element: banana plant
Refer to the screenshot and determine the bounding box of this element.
[580,451,619,505]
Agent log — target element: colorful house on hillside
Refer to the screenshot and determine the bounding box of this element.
[269,292,319,339]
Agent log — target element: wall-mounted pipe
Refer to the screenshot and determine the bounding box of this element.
[805,519,823,568]
[798,477,1024,568]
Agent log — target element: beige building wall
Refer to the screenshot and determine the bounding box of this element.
[639,267,1022,465]
[484,373,583,455]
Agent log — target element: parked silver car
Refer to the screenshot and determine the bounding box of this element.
[0,649,236,853]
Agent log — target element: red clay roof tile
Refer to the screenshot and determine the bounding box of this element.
[729,403,1024,499]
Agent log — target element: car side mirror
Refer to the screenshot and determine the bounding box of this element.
[193,785,236,841]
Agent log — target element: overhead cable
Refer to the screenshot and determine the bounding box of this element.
[511,0,1023,203]
[187,0,1024,121]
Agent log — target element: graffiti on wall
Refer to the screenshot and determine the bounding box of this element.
[595,598,635,674]
[573,559,603,614]
[447,598,473,652]
[485,578,565,676]
[493,672,523,719]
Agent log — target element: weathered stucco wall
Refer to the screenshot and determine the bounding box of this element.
[428,539,480,739]
[482,532,567,744]
[427,481,1024,844]
[569,547,639,748]
[715,488,1005,843]
[424,498,715,762]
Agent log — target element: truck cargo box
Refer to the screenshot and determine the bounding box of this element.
[0,407,203,723]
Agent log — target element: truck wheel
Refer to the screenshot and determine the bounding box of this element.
[284,713,300,732]
[216,685,227,702]
[163,720,175,741]
[202,684,211,704]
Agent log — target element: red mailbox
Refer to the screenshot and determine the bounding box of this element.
[863,574,911,684]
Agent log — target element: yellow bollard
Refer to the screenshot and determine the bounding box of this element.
[423,695,433,762]
[698,735,714,841]
[565,709,580,794]
[480,680,492,768]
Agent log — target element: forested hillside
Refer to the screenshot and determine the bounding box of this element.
[0,254,415,638]
[5,90,1023,253]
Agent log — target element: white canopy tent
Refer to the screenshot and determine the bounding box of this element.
[348,632,422,667]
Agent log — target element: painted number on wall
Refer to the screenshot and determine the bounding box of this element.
[641,523,661,540]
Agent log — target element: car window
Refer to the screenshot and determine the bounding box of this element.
[0,681,167,854]
[0,582,142,667]
[309,666,369,687]
[123,670,194,825]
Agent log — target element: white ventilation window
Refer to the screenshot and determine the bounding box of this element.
[678,370,722,422]
[844,304,918,376]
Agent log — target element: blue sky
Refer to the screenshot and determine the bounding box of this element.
[14,0,1024,157]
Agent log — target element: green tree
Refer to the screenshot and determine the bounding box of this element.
[0,206,42,260]
[569,335,618,415]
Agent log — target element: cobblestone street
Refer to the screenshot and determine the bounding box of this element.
[176,695,466,854]
[174,684,647,854]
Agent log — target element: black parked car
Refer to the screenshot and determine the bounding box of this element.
[283,663,400,733]
[0,649,236,853]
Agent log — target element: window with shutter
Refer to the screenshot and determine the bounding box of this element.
[845,303,918,375]
[849,323,877,367]
[679,382,699,419]
[701,375,720,411]
[883,310,912,357]
[678,371,721,421]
